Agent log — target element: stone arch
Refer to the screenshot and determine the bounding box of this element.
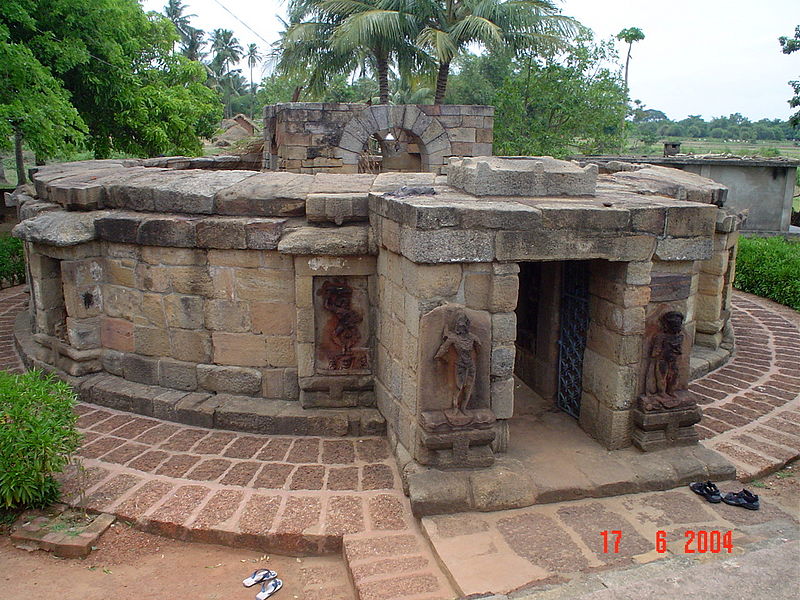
[335,105,452,173]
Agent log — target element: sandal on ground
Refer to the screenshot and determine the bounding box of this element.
[689,481,722,503]
[243,569,278,588]
[722,489,760,510]
[256,578,283,600]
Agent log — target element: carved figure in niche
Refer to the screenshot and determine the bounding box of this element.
[640,311,695,411]
[317,279,368,371]
[434,311,482,423]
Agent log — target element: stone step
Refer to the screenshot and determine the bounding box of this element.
[77,373,385,438]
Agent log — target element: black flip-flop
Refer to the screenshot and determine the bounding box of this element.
[722,489,760,510]
[689,481,722,503]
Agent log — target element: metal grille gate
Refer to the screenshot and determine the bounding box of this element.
[556,261,590,418]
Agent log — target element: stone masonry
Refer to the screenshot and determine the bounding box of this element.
[13,153,743,515]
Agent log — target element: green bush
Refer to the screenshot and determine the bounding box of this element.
[0,235,25,287]
[0,370,81,508]
[734,236,800,310]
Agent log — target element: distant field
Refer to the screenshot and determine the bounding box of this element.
[627,137,800,160]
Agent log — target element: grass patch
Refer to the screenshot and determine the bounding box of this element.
[734,236,800,310]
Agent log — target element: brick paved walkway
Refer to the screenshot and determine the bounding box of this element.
[1,284,798,599]
[692,292,800,480]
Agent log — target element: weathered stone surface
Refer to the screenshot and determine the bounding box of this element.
[278,225,371,256]
[137,217,197,248]
[399,228,494,263]
[448,156,598,197]
[607,165,728,205]
[214,172,312,216]
[197,364,262,395]
[152,170,251,214]
[13,210,108,246]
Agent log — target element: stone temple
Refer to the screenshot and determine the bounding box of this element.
[11,103,741,514]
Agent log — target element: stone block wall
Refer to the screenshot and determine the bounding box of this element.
[695,215,739,349]
[27,240,301,399]
[264,103,494,175]
[580,260,652,449]
[373,240,519,464]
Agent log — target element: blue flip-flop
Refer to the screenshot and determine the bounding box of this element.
[256,578,283,599]
[243,569,278,588]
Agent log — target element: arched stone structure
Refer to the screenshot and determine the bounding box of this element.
[335,105,452,173]
[263,103,493,174]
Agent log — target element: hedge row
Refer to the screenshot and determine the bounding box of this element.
[734,236,800,311]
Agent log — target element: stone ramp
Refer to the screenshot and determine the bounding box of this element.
[421,485,800,597]
[693,292,800,480]
[57,402,455,599]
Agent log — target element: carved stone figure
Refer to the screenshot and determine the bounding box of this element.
[639,311,695,412]
[434,311,481,417]
[316,278,369,371]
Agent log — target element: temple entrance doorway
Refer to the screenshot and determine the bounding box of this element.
[514,261,591,420]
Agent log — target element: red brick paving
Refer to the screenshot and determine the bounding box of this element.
[2,285,797,599]
[691,292,800,479]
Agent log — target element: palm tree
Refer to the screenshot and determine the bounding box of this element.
[322,0,432,104]
[272,13,363,101]
[163,0,196,49]
[210,29,244,75]
[245,43,262,118]
[181,26,206,62]
[412,0,577,103]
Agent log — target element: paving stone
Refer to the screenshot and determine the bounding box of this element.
[327,466,359,491]
[355,438,390,461]
[127,450,169,472]
[368,495,408,531]
[113,480,174,521]
[191,489,244,529]
[289,465,326,490]
[256,438,292,461]
[185,458,232,481]
[101,442,148,465]
[78,436,126,459]
[223,435,267,459]
[254,463,294,489]
[193,431,237,454]
[344,534,420,562]
[357,573,442,600]
[496,512,588,571]
[321,439,356,464]
[134,423,181,444]
[159,428,208,451]
[324,496,365,535]
[238,494,282,535]
[361,464,395,490]
[286,438,322,463]
[148,485,210,530]
[84,473,142,511]
[155,454,202,477]
[220,461,261,486]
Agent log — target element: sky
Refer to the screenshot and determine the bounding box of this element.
[140,0,799,122]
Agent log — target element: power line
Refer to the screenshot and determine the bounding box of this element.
[208,0,274,47]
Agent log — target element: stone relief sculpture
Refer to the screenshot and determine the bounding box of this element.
[434,311,481,420]
[639,311,696,412]
[633,310,701,451]
[417,304,495,468]
[316,278,369,372]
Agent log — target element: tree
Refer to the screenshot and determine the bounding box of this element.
[163,0,196,48]
[492,33,627,156]
[209,29,244,117]
[779,25,800,126]
[245,43,263,118]
[181,26,206,61]
[412,0,577,104]
[616,27,644,92]
[1,0,220,164]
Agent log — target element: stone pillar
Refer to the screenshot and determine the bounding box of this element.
[696,214,739,349]
[580,260,652,450]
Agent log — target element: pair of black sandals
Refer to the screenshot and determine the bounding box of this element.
[690,481,760,510]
